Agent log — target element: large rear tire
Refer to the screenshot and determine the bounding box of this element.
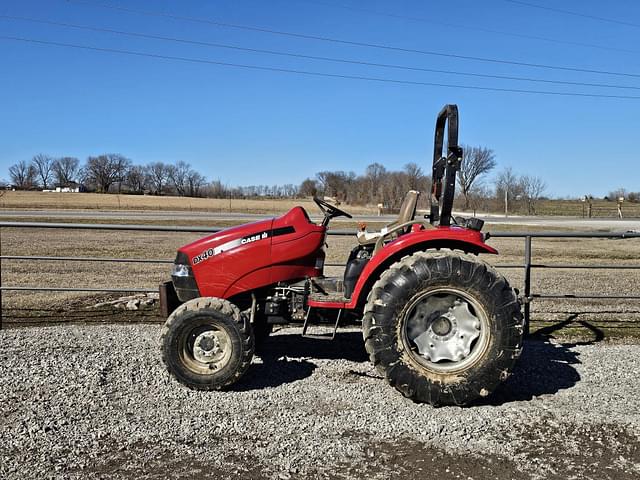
[161,297,254,390]
[363,251,524,406]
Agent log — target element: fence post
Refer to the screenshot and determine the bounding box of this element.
[523,235,532,336]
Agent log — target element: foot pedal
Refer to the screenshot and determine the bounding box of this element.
[302,307,341,340]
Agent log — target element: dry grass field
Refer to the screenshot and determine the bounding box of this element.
[0,191,377,215]
[3,191,640,218]
[531,198,640,217]
[459,198,640,218]
[1,219,640,339]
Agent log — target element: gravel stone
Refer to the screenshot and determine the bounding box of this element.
[125,300,140,311]
[1,325,639,479]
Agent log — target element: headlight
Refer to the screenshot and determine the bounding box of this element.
[171,264,191,277]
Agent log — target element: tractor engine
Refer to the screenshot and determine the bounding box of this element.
[263,284,308,324]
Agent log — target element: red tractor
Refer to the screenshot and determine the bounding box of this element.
[159,105,524,406]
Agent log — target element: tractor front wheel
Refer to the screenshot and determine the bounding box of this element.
[363,251,524,406]
[160,297,254,390]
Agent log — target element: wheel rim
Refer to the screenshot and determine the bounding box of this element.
[178,321,233,375]
[401,287,490,373]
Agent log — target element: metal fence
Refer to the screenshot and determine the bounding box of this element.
[1,221,640,331]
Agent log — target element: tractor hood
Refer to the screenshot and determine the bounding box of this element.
[175,207,326,299]
[180,218,274,267]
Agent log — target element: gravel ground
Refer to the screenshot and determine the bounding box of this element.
[1,325,639,480]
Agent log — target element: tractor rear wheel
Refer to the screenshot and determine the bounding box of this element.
[363,251,523,406]
[160,297,254,390]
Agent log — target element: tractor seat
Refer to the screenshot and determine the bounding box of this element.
[357,190,420,246]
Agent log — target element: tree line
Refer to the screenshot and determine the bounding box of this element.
[298,161,430,210]
[7,154,210,196]
[6,147,551,214]
[607,188,640,203]
[7,154,309,198]
[296,145,547,215]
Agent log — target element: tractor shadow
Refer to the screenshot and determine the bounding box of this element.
[480,316,604,406]
[233,330,368,391]
[233,319,603,401]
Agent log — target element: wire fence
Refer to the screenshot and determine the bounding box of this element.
[1,221,640,331]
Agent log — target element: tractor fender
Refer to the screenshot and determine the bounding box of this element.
[346,226,497,309]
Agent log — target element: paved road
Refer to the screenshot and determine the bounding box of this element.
[1,208,639,230]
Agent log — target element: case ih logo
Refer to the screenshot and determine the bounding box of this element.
[191,227,294,265]
[241,231,268,245]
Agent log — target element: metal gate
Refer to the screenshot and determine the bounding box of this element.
[2,221,639,331]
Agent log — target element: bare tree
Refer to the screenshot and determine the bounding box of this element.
[298,178,318,197]
[31,154,55,190]
[403,162,424,191]
[458,145,496,209]
[9,160,37,189]
[126,165,148,193]
[365,163,387,203]
[607,187,627,201]
[207,179,228,198]
[282,184,297,197]
[315,171,355,201]
[146,162,170,195]
[52,157,80,186]
[466,184,492,216]
[315,171,332,197]
[521,175,546,215]
[186,169,206,197]
[627,191,640,203]
[167,161,191,196]
[82,156,106,192]
[84,154,131,193]
[494,166,522,213]
[113,154,131,193]
[381,171,411,210]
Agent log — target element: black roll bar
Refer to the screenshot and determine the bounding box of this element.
[430,104,463,227]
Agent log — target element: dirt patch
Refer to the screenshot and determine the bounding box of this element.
[1,293,164,327]
[68,427,640,480]
[66,441,270,480]
[333,438,527,480]
[336,425,639,480]
[516,422,640,480]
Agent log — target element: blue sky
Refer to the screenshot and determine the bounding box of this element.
[1,0,639,197]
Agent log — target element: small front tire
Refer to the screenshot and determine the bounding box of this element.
[160,297,254,390]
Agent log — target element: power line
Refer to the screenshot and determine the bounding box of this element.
[2,34,640,100]
[299,0,640,55]
[65,0,640,79]
[504,0,640,29]
[3,14,640,91]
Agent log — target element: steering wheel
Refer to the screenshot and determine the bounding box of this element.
[313,196,352,226]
